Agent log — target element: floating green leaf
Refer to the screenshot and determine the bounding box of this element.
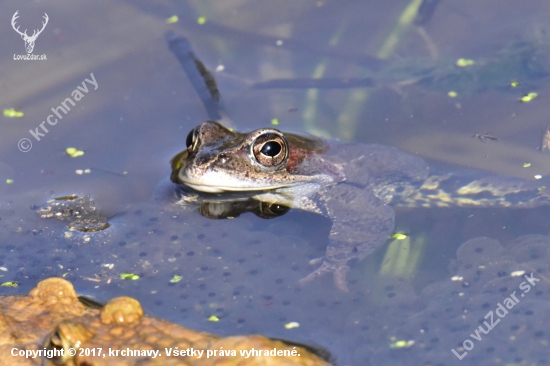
[392,233,408,240]
[3,108,24,117]
[166,15,178,24]
[521,92,538,102]
[170,275,182,283]
[66,147,84,157]
[456,58,475,67]
[1,282,18,287]
[120,273,140,280]
[390,339,414,349]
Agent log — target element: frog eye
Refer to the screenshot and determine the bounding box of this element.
[258,202,290,218]
[186,127,198,151]
[260,141,281,156]
[252,133,288,167]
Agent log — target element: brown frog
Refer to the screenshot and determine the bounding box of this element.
[169,121,429,291]
[165,33,550,292]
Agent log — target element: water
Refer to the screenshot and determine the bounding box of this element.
[1,1,550,365]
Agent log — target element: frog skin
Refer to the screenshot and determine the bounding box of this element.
[170,120,430,291]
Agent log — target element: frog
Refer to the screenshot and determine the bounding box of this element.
[163,33,550,293]
[169,120,430,292]
[38,33,550,295]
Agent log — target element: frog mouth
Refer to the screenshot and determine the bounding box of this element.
[180,179,291,193]
[178,165,333,194]
[177,167,300,193]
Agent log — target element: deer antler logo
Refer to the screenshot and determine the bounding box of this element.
[11,11,49,54]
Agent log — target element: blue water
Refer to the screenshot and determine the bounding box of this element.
[2,1,550,365]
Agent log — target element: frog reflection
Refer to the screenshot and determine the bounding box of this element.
[197,198,290,220]
[170,121,429,291]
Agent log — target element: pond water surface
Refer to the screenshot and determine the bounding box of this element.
[2,1,550,365]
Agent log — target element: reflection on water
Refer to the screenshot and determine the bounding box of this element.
[2,0,550,365]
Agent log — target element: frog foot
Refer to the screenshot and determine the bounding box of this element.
[299,260,350,292]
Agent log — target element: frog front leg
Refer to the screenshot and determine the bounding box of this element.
[300,183,395,291]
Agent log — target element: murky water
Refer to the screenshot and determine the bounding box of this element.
[2,1,550,365]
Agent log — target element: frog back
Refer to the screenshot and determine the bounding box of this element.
[325,142,429,205]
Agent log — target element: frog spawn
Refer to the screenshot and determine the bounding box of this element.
[37,195,110,232]
[368,235,550,365]
[2,199,550,365]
